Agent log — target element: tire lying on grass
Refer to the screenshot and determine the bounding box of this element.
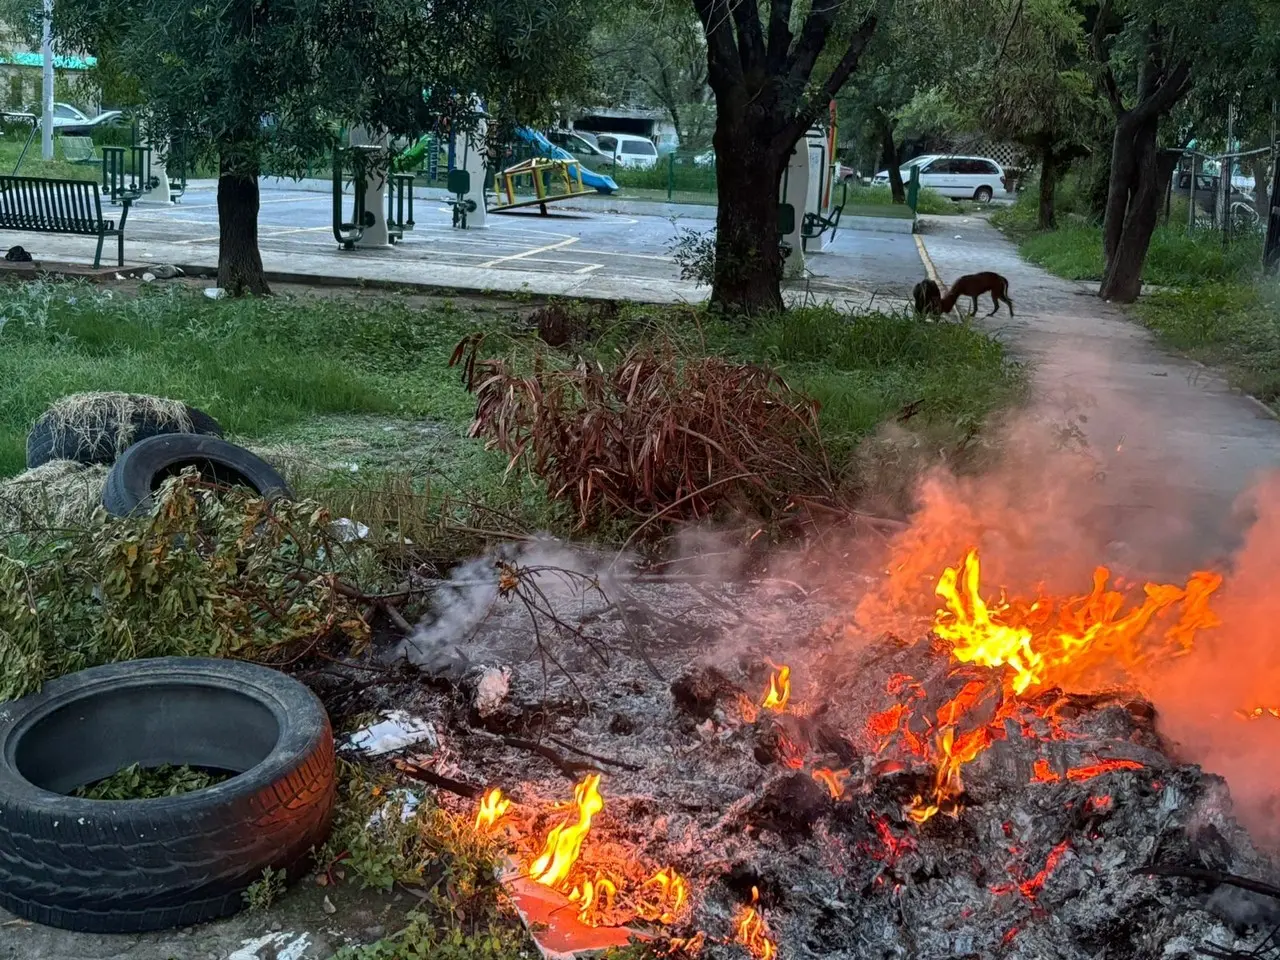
[26,392,224,469]
[102,433,293,517]
[0,657,336,933]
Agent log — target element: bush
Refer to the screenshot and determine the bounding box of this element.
[0,476,371,701]
[451,334,835,528]
[610,156,716,195]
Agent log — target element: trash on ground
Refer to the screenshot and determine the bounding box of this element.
[346,711,437,756]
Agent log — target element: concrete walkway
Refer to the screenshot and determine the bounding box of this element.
[917,214,1280,570]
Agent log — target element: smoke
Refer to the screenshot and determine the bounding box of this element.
[1147,475,1280,848]
[396,538,627,680]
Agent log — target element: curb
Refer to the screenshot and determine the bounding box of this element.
[913,234,942,285]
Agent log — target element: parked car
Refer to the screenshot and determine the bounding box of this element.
[42,102,123,134]
[873,155,1010,202]
[595,133,659,170]
[546,129,613,169]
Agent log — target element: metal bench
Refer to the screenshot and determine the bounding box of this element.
[0,176,130,268]
[58,136,99,165]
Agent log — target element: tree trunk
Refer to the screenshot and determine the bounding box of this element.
[1037,146,1057,230]
[217,152,269,297]
[878,113,904,203]
[711,130,785,315]
[1099,115,1161,303]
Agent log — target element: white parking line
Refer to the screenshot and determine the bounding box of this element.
[476,237,579,268]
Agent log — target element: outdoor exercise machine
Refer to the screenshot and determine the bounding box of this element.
[778,107,846,279]
[332,137,417,249]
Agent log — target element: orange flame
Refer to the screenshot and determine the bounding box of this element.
[735,887,777,960]
[568,874,617,925]
[812,767,850,799]
[474,787,511,831]
[933,549,1221,695]
[529,774,604,890]
[636,867,691,925]
[762,665,791,712]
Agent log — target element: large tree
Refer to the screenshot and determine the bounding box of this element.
[53,0,595,296]
[691,0,883,315]
[1090,0,1260,301]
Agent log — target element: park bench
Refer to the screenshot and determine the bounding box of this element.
[58,136,100,165]
[0,175,130,268]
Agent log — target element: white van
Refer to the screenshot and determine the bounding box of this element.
[873,155,1010,202]
[595,133,659,170]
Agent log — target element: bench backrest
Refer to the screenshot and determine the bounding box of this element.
[58,136,97,162]
[0,176,105,229]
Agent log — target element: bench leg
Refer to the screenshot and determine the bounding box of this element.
[118,230,124,268]
[93,233,105,270]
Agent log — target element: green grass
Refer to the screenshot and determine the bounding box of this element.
[992,187,1263,287]
[0,282,501,476]
[0,136,102,181]
[0,282,1025,540]
[1138,282,1280,406]
[700,305,1026,459]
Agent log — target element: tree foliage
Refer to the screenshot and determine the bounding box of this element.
[50,0,597,295]
[591,6,714,150]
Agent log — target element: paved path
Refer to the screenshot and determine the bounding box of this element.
[918,214,1280,571]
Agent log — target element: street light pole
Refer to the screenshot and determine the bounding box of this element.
[41,0,53,161]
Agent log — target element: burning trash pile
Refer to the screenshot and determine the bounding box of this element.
[343,545,1280,959]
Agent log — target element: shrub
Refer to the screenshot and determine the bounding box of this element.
[0,475,371,700]
[450,335,835,528]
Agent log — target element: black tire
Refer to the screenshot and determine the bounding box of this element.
[25,397,223,469]
[102,434,292,517]
[973,186,994,203]
[0,657,335,933]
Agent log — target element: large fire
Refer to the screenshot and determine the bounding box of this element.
[872,548,1223,823]
[935,549,1222,695]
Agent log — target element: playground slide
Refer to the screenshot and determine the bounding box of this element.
[514,127,618,195]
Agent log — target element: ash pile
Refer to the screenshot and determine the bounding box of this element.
[322,549,1280,960]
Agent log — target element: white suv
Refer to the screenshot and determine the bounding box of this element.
[873,155,1009,202]
[595,133,659,170]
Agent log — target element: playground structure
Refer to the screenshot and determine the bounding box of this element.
[488,156,596,214]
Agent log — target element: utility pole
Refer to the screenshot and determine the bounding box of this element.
[40,0,53,161]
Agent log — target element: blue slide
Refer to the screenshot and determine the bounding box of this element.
[515,127,618,195]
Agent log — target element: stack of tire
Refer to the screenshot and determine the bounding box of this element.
[25,392,291,516]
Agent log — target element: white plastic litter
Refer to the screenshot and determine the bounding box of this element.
[474,667,511,717]
[229,933,312,960]
[367,788,421,826]
[331,517,370,542]
[141,272,156,283]
[346,711,437,756]
[204,287,225,300]
[954,234,963,239]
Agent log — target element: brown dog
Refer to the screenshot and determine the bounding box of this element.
[940,272,1014,317]
[912,278,943,316]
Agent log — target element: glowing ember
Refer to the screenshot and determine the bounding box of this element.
[812,767,850,799]
[529,774,604,890]
[933,549,1222,695]
[1084,794,1113,814]
[1030,758,1059,784]
[735,887,777,960]
[636,867,690,925]
[1238,706,1280,721]
[991,840,1070,901]
[762,665,792,712]
[474,787,511,831]
[1064,758,1143,781]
